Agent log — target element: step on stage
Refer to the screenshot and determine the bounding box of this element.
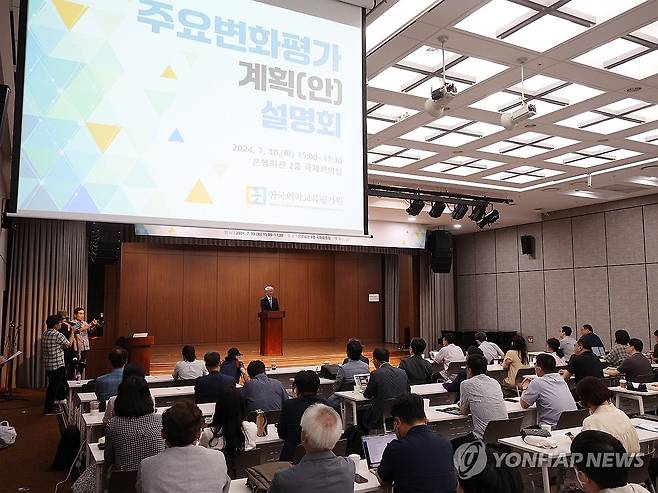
[150,341,407,375]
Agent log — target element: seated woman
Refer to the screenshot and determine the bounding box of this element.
[502,335,530,390]
[577,376,640,453]
[104,376,165,479]
[545,338,567,366]
[200,386,257,462]
[103,362,146,425]
[172,345,207,380]
[220,347,248,384]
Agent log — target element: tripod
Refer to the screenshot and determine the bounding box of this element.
[2,321,27,401]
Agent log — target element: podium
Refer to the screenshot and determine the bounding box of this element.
[126,336,155,375]
[258,311,285,356]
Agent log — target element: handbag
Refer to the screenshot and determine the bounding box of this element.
[255,409,268,437]
[245,461,292,493]
[0,420,16,448]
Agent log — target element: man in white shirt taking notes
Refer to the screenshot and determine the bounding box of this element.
[433,333,465,381]
[474,332,505,364]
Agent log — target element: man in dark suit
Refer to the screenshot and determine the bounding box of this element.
[260,285,280,311]
[363,347,410,431]
[399,337,434,385]
[194,351,235,404]
[278,370,334,461]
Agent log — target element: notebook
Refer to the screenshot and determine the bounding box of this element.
[361,433,397,469]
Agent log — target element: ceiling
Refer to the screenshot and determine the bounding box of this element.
[363,0,658,232]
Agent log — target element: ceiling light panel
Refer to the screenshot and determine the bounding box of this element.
[558,0,646,24]
[422,162,456,173]
[503,15,588,52]
[632,19,658,41]
[608,50,658,79]
[506,174,543,183]
[572,39,643,69]
[406,77,472,97]
[369,105,419,120]
[374,156,417,167]
[368,67,423,92]
[445,166,486,176]
[454,0,535,42]
[400,127,442,143]
[371,144,405,154]
[367,118,395,134]
[431,132,481,147]
[628,130,658,145]
[398,45,461,71]
[399,149,437,159]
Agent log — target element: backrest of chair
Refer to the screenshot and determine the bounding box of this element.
[381,398,398,421]
[514,368,535,386]
[228,448,262,479]
[107,470,138,493]
[446,361,465,376]
[246,409,281,425]
[292,439,348,465]
[555,409,590,430]
[482,417,524,445]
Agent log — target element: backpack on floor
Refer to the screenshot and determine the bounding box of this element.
[51,425,80,470]
[0,420,16,448]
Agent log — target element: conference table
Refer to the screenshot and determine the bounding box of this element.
[609,385,658,414]
[498,418,658,493]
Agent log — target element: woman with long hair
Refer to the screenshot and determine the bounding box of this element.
[545,338,566,366]
[503,334,530,387]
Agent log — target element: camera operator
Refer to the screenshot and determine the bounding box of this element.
[57,310,78,380]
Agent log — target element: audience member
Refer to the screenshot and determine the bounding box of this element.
[278,370,332,461]
[571,430,648,493]
[559,326,577,362]
[242,360,289,412]
[545,338,567,366]
[334,339,370,391]
[42,314,75,414]
[605,330,631,367]
[442,346,483,403]
[580,324,605,355]
[399,337,434,385]
[502,335,530,388]
[95,347,128,404]
[363,347,410,431]
[561,338,604,383]
[474,332,504,364]
[57,310,76,380]
[606,338,653,383]
[104,362,147,424]
[200,386,257,464]
[342,338,370,365]
[220,347,247,384]
[137,400,231,492]
[577,377,640,454]
[453,354,508,449]
[651,330,658,363]
[172,345,207,380]
[377,393,456,493]
[194,351,235,404]
[519,353,576,428]
[105,376,164,475]
[433,334,465,381]
[269,404,354,493]
[456,446,524,493]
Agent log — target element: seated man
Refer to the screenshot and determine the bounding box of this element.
[442,346,483,403]
[363,347,410,431]
[520,353,577,428]
[559,326,577,362]
[137,400,230,492]
[474,332,504,364]
[194,351,235,404]
[561,338,604,384]
[571,430,649,493]
[269,404,354,492]
[278,370,333,461]
[605,330,630,367]
[399,337,434,385]
[452,354,508,450]
[580,324,606,356]
[377,393,456,493]
[605,338,653,382]
[95,347,128,404]
[342,338,369,365]
[242,359,289,412]
[334,339,370,392]
[433,333,465,381]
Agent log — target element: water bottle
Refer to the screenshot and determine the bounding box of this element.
[75,372,81,382]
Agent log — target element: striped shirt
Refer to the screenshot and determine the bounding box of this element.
[105,413,164,471]
[42,329,67,371]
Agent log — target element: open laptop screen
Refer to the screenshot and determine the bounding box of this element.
[361,433,397,469]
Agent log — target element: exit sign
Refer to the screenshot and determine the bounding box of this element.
[527,336,534,343]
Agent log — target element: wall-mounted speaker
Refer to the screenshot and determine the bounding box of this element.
[520,235,534,256]
[426,230,453,273]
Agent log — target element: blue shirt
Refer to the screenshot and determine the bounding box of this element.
[377,425,457,493]
[242,374,289,412]
[95,367,123,403]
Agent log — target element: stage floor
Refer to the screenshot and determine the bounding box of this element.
[150,341,407,376]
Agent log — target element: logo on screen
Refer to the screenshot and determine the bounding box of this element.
[246,187,267,205]
[454,440,487,479]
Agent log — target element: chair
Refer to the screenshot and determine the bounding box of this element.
[627,451,657,493]
[107,470,138,493]
[292,439,348,464]
[246,409,281,425]
[481,416,524,446]
[446,361,466,379]
[513,368,536,397]
[227,448,262,479]
[381,398,398,433]
[554,409,589,430]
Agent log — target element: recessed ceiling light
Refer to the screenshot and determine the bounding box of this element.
[525,124,537,128]
[453,224,462,229]
[597,138,609,142]
[453,150,464,154]
[542,187,560,192]
[626,87,642,93]
[407,216,417,221]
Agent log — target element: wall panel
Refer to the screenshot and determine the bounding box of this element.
[572,213,607,268]
[335,256,359,341]
[218,254,251,342]
[544,269,576,336]
[542,219,573,270]
[606,208,645,265]
[647,264,658,335]
[496,273,520,332]
[519,271,546,351]
[146,253,184,344]
[475,231,496,274]
[457,276,477,331]
[358,254,384,341]
[608,265,650,342]
[279,258,308,340]
[476,274,497,330]
[455,235,475,275]
[644,204,658,263]
[119,252,148,334]
[182,253,217,343]
[495,227,519,273]
[574,267,611,347]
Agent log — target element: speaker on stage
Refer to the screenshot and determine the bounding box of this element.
[426,230,453,273]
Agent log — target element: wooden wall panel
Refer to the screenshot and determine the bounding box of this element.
[358,254,383,341]
[218,254,251,342]
[279,258,308,340]
[249,255,280,340]
[183,253,218,343]
[118,252,148,334]
[335,256,359,341]
[308,257,335,340]
[146,253,184,344]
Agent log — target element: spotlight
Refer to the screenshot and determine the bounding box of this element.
[406,199,425,216]
[469,204,487,222]
[428,202,446,218]
[478,209,500,229]
[451,203,468,220]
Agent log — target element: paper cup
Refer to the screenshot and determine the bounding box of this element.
[423,398,430,410]
[540,423,551,432]
[348,454,361,469]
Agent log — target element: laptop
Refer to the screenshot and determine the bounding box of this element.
[353,374,370,391]
[361,433,397,469]
[592,346,606,357]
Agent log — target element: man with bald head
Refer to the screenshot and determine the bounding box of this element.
[260,285,280,311]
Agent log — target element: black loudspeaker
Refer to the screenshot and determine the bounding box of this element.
[426,230,453,273]
[520,235,534,255]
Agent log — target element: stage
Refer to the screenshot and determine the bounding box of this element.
[150,341,407,376]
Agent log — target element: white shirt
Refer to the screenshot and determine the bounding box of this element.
[581,403,640,454]
[600,485,650,493]
[545,351,567,367]
[478,341,505,363]
[172,359,208,380]
[199,421,257,451]
[433,344,465,380]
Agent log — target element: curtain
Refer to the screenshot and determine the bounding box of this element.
[6,219,88,388]
[383,254,399,344]
[419,252,455,350]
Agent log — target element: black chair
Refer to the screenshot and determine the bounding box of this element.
[292,439,348,464]
[246,409,281,425]
[627,450,657,493]
[555,409,589,430]
[381,398,399,433]
[481,416,524,446]
[227,448,262,479]
[107,470,138,493]
[513,368,536,397]
[446,361,466,379]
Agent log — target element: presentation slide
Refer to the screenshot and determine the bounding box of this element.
[14,0,366,236]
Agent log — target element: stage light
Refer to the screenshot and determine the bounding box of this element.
[469,204,487,222]
[428,201,446,218]
[451,203,468,220]
[406,199,425,216]
[478,209,500,229]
